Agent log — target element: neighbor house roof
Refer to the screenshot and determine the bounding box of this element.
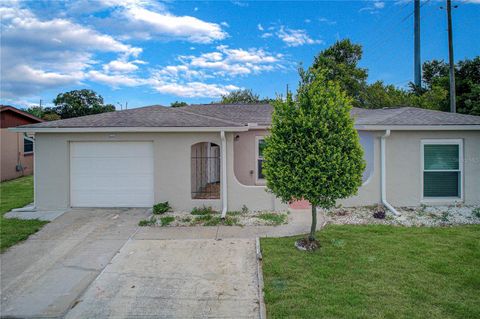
[11,104,480,132]
[0,105,44,124]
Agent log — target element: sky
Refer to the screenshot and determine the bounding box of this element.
[1,0,479,109]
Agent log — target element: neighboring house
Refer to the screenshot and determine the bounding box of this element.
[1,105,43,182]
[11,104,480,215]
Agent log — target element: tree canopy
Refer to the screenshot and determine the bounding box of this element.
[310,39,368,107]
[170,101,188,107]
[51,89,115,119]
[311,39,479,115]
[217,89,271,104]
[263,70,365,242]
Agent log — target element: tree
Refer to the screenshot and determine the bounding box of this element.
[310,39,368,107]
[52,89,115,119]
[25,105,61,121]
[170,101,188,107]
[218,89,270,104]
[263,70,365,249]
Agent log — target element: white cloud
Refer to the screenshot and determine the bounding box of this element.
[150,81,239,98]
[276,27,323,47]
[177,45,284,76]
[0,4,141,97]
[95,0,228,43]
[318,17,336,25]
[257,24,264,31]
[88,70,143,87]
[360,1,386,13]
[103,59,146,73]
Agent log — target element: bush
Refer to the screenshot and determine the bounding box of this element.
[153,202,171,214]
[257,213,287,226]
[160,216,175,227]
[191,206,217,215]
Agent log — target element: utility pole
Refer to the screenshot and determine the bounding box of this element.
[414,0,421,88]
[446,0,456,113]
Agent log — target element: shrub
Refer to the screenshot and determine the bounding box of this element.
[191,206,217,215]
[160,216,175,227]
[138,216,156,226]
[473,207,480,218]
[153,202,172,214]
[241,205,249,214]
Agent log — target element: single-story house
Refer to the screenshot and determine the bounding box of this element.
[11,104,480,216]
[1,105,43,181]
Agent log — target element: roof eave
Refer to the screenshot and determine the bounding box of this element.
[355,124,480,131]
[9,126,249,133]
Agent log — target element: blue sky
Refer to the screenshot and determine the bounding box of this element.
[1,0,479,109]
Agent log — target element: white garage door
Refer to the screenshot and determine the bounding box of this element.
[70,142,154,207]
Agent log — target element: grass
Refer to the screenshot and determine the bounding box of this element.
[0,176,48,252]
[257,212,287,226]
[261,225,480,319]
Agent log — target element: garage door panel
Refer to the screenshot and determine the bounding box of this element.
[71,175,154,190]
[71,158,154,175]
[71,142,153,158]
[70,142,154,207]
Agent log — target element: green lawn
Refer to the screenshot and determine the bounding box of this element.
[261,225,480,319]
[0,176,47,252]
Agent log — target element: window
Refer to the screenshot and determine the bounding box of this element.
[256,137,266,182]
[422,140,462,199]
[24,137,33,154]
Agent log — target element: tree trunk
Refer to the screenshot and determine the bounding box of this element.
[309,206,317,241]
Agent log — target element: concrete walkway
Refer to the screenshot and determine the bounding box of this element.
[1,208,322,318]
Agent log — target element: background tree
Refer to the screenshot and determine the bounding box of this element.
[263,70,365,249]
[25,105,61,121]
[310,39,368,107]
[170,101,188,107]
[218,89,271,104]
[52,89,115,119]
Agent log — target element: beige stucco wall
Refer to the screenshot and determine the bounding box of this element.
[383,130,480,206]
[34,132,287,212]
[1,129,34,181]
[33,129,479,211]
[233,130,269,186]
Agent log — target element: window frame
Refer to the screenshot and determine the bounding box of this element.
[421,139,463,202]
[255,136,266,184]
[23,136,34,155]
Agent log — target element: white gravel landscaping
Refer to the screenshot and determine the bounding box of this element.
[139,207,290,227]
[324,205,480,227]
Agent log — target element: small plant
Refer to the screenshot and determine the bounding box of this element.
[241,205,249,214]
[191,206,217,215]
[223,216,240,226]
[160,216,175,226]
[473,207,480,218]
[257,212,287,226]
[204,216,222,226]
[138,216,156,226]
[226,211,242,216]
[181,217,192,223]
[153,201,172,215]
[373,205,386,219]
[194,214,213,223]
[441,211,450,222]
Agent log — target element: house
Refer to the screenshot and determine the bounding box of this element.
[11,104,480,216]
[1,105,43,182]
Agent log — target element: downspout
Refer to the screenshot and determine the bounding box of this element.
[220,131,228,218]
[380,130,400,216]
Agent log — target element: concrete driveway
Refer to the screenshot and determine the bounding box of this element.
[0,209,262,318]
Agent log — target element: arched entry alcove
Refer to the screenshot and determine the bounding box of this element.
[191,142,220,199]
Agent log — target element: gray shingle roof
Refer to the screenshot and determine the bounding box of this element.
[16,104,480,129]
